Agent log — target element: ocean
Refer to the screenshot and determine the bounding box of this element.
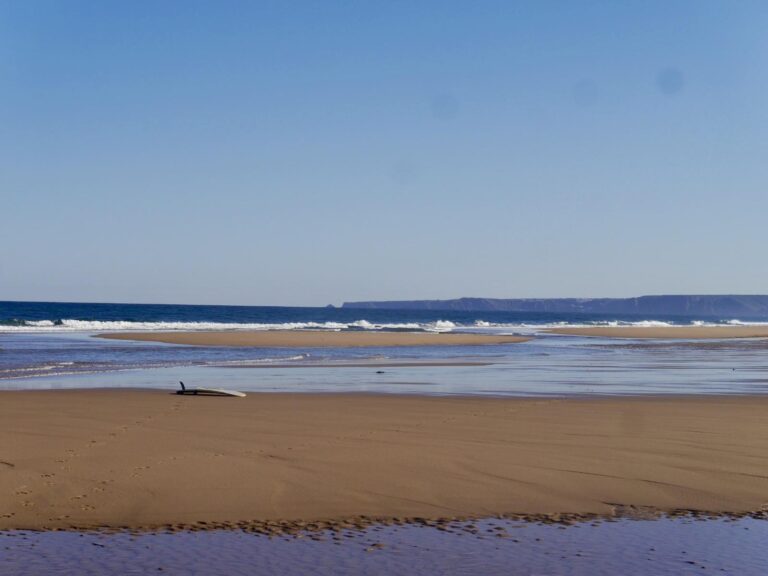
[2,300,768,395]
[4,300,768,332]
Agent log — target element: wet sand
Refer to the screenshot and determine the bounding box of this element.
[5,517,768,576]
[2,390,768,531]
[547,326,768,339]
[211,360,492,368]
[98,330,531,347]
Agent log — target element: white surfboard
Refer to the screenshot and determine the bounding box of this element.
[176,382,246,397]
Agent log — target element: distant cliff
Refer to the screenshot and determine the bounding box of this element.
[342,295,768,317]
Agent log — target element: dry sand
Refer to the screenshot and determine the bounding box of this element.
[2,390,768,531]
[547,326,768,339]
[98,330,530,347]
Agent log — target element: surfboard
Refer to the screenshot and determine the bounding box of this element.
[176,382,246,397]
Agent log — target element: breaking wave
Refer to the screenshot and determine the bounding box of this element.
[2,318,768,334]
[0,318,459,333]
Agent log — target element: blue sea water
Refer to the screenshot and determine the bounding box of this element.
[2,300,768,395]
[4,300,753,331]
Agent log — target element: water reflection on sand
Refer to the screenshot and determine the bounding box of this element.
[3,517,767,576]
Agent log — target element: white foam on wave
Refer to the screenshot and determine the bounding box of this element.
[726,319,768,326]
[4,317,767,334]
[0,366,138,381]
[212,355,310,366]
[465,320,679,330]
[428,320,456,332]
[0,361,89,376]
[0,319,455,333]
[0,365,58,374]
[348,320,424,330]
[602,320,677,328]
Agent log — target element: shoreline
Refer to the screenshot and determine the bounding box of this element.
[2,509,764,536]
[3,390,768,531]
[546,326,768,339]
[97,330,531,347]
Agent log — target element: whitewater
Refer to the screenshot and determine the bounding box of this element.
[2,317,767,333]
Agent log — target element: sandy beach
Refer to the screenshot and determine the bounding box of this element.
[547,326,768,339]
[98,330,531,347]
[2,390,768,531]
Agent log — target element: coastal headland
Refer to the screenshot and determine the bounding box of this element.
[98,330,531,347]
[2,390,768,531]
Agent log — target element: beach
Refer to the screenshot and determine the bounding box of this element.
[3,390,768,531]
[98,330,531,347]
[547,326,768,339]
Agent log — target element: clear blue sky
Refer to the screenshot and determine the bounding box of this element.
[2,1,767,306]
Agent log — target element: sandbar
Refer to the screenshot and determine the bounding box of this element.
[2,390,768,531]
[547,326,768,339]
[98,330,530,347]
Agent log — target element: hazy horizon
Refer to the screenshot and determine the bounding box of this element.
[3,1,767,306]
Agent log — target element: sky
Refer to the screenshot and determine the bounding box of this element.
[1,1,767,306]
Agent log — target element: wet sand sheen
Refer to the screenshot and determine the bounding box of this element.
[2,390,768,531]
[97,330,531,347]
[211,361,493,368]
[5,518,768,576]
